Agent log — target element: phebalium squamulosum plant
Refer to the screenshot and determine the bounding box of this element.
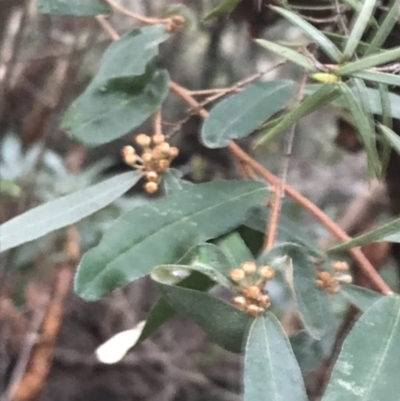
[2,0,400,400]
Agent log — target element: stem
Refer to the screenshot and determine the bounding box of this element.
[264,74,307,251]
[103,0,162,25]
[153,108,162,137]
[95,15,119,40]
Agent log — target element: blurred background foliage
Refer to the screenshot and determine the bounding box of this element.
[0,1,397,400]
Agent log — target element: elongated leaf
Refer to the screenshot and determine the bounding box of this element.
[151,245,234,289]
[136,243,232,347]
[339,82,380,176]
[136,271,215,346]
[37,0,111,15]
[255,39,317,71]
[290,329,336,375]
[75,180,268,300]
[328,215,400,252]
[266,243,334,340]
[62,26,170,146]
[340,284,383,312]
[162,169,192,193]
[339,47,400,76]
[306,83,400,117]
[379,123,400,156]
[243,205,323,257]
[0,171,142,252]
[271,6,343,62]
[365,0,400,55]
[322,295,400,401]
[324,32,376,55]
[254,84,339,147]
[203,0,241,20]
[244,314,308,401]
[159,285,253,353]
[215,232,254,267]
[201,80,295,148]
[351,69,400,87]
[378,85,392,172]
[343,0,378,59]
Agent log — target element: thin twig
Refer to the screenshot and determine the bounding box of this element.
[103,0,159,24]
[153,108,162,137]
[264,74,307,250]
[334,0,349,35]
[95,15,119,40]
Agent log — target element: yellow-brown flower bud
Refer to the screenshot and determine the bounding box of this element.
[259,295,271,308]
[241,261,257,274]
[159,142,171,156]
[158,159,170,171]
[233,296,247,309]
[152,134,165,145]
[230,268,245,282]
[332,261,349,272]
[136,133,151,147]
[244,285,262,301]
[169,146,179,158]
[246,304,264,316]
[144,181,158,194]
[317,271,332,282]
[258,265,275,280]
[145,171,158,182]
[142,152,153,163]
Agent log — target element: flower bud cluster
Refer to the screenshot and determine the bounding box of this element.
[315,260,352,294]
[121,133,179,194]
[165,15,185,32]
[229,261,275,316]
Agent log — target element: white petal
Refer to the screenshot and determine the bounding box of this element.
[95,320,146,364]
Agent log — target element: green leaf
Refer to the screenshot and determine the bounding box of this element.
[324,32,376,55]
[264,243,334,340]
[321,295,400,401]
[339,82,380,176]
[340,284,383,312]
[159,285,253,353]
[254,84,339,147]
[338,47,400,76]
[379,123,400,156]
[290,330,335,375]
[203,0,241,21]
[351,69,400,87]
[37,0,111,15]
[306,83,400,117]
[0,171,142,252]
[328,215,400,252]
[74,180,268,300]
[244,205,324,257]
[62,26,170,146]
[215,231,255,267]
[271,6,343,62]
[151,243,234,289]
[201,80,296,148]
[365,0,400,55]
[136,271,215,346]
[255,39,317,71]
[343,0,378,59]
[162,169,192,193]
[244,314,308,401]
